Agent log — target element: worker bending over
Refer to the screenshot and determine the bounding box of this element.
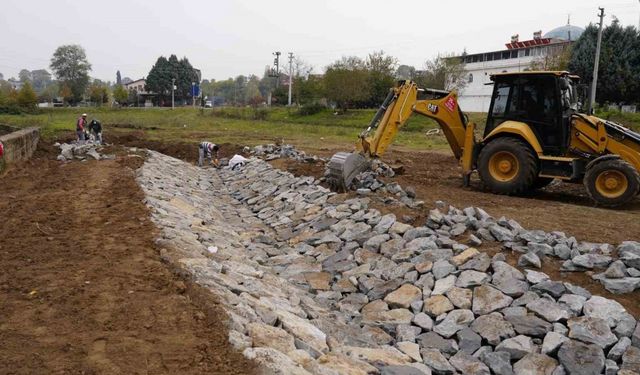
[198,141,220,167]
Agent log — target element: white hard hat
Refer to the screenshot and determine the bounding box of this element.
[82,113,87,117]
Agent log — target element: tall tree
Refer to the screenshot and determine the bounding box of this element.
[568,22,640,104]
[366,50,398,106]
[113,84,128,105]
[396,65,417,80]
[116,70,122,85]
[324,56,370,111]
[19,69,32,83]
[17,81,37,108]
[88,81,109,105]
[146,55,199,105]
[50,44,92,103]
[416,54,468,92]
[31,69,52,92]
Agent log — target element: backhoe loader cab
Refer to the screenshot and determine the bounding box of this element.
[484,72,576,156]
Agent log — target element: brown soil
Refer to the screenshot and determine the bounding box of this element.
[0,144,256,374]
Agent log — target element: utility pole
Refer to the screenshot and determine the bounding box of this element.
[589,7,605,114]
[287,52,294,106]
[192,82,196,108]
[171,78,176,110]
[272,52,281,87]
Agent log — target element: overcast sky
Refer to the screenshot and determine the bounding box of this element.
[1,0,639,82]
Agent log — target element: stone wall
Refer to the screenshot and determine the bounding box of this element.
[0,127,40,172]
[137,151,640,375]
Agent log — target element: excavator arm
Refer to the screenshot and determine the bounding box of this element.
[326,81,477,190]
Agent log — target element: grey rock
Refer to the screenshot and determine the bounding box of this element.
[525,270,550,284]
[572,253,613,269]
[489,224,514,242]
[413,312,434,331]
[632,322,640,347]
[554,244,572,260]
[403,227,434,242]
[432,260,456,280]
[417,332,458,356]
[457,328,482,355]
[456,270,490,288]
[527,297,572,322]
[507,315,553,338]
[604,260,628,279]
[531,281,566,299]
[492,261,529,297]
[605,359,618,375]
[528,242,554,257]
[405,238,438,252]
[432,275,457,296]
[381,365,429,375]
[433,309,475,338]
[614,313,637,338]
[512,291,541,307]
[472,285,513,315]
[513,354,558,375]
[621,345,640,373]
[364,234,391,252]
[542,332,569,356]
[496,335,534,360]
[421,348,455,374]
[481,351,514,375]
[468,234,483,247]
[563,283,591,299]
[557,294,587,316]
[608,336,631,361]
[583,296,628,328]
[471,312,516,346]
[518,252,542,269]
[446,287,472,309]
[601,277,640,294]
[396,324,423,343]
[554,323,569,336]
[374,214,397,234]
[502,307,528,317]
[449,351,490,375]
[557,340,605,375]
[459,253,491,272]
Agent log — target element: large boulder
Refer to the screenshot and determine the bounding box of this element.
[557,340,605,375]
[472,285,513,315]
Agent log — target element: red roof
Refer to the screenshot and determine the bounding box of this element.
[505,38,553,49]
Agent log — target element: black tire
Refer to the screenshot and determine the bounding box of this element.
[584,158,640,207]
[478,137,538,195]
[532,177,554,190]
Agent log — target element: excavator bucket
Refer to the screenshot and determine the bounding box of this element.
[326,152,371,191]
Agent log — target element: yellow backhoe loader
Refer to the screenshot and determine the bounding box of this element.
[326,71,640,207]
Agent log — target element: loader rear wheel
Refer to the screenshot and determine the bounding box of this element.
[478,137,538,195]
[584,159,640,207]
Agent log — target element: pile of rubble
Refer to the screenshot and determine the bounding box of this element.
[55,142,113,162]
[427,206,640,295]
[249,144,324,163]
[137,152,640,375]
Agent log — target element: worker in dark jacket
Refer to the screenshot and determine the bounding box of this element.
[89,119,103,144]
[198,141,219,167]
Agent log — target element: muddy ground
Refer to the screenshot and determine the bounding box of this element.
[0,143,255,374]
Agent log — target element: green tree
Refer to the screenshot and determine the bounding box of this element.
[324,56,370,111]
[146,55,199,105]
[568,22,640,104]
[59,83,73,105]
[113,84,128,105]
[31,69,52,92]
[116,70,121,85]
[88,81,109,105]
[244,75,262,105]
[365,50,398,107]
[17,81,37,108]
[19,69,32,83]
[50,45,92,104]
[416,54,468,92]
[396,65,417,80]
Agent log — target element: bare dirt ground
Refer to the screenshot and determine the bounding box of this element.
[0,143,256,374]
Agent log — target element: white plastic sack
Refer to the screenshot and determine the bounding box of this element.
[229,154,248,170]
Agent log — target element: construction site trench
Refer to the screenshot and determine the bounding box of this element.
[2,139,640,375]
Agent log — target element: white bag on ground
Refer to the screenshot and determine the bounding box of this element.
[229,154,248,170]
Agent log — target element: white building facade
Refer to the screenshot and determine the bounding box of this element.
[455,25,583,112]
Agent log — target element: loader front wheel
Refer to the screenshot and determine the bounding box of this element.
[584,159,640,207]
[478,137,538,195]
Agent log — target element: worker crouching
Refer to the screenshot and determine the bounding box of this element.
[198,141,220,167]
